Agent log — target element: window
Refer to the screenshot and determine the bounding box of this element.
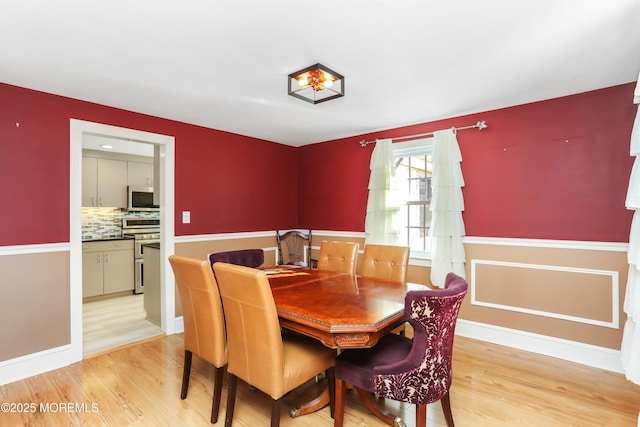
[393,139,433,258]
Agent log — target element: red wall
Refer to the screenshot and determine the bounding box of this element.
[1,82,635,246]
[297,137,370,231]
[173,124,298,235]
[0,83,298,246]
[298,83,637,242]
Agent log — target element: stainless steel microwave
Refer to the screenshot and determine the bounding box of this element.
[127,186,159,211]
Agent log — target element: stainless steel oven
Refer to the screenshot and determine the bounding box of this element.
[122,218,160,294]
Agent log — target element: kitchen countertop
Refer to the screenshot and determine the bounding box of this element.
[82,236,133,242]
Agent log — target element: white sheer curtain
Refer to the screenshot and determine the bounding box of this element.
[621,72,640,385]
[429,129,466,287]
[365,139,401,245]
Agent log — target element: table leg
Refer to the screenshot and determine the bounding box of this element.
[289,386,330,417]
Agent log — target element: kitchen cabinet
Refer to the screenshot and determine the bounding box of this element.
[82,157,128,208]
[82,239,134,298]
[127,161,153,188]
[142,243,161,326]
[82,157,98,207]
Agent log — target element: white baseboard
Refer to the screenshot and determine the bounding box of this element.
[174,316,184,334]
[0,320,186,387]
[0,318,185,387]
[456,319,624,373]
[175,314,621,373]
[0,345,74,386]
[0,317,622,386]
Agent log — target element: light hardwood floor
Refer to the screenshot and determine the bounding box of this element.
[83,293,163,356]
[1,334,638,426]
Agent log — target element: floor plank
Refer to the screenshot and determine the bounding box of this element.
[1,334,638,426]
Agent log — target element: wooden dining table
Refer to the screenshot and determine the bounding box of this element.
[264,265,429,417]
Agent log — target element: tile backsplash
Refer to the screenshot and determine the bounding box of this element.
[82,208,160,240]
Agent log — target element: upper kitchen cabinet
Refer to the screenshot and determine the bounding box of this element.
[82,157,128,208]
[82,149,155,208]
[82,157,98,207]
[127,161,153,188]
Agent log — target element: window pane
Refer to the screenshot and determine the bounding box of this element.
[412,157,426,178]
[393,142,433,257]
[408,227,425,252]
[408,178,423,200]
[408,204,424,227]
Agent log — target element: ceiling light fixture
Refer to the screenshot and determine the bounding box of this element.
[288,63,344,104]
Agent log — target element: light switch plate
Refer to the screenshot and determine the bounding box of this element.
[182,211,191,224]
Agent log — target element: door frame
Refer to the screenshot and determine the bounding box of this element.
[70,119,176,361]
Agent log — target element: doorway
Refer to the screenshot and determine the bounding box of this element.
[69,120,176,362]
[81,136,159,354]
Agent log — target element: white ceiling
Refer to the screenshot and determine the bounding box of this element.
[82,133,155,157]
[2,1,639,147]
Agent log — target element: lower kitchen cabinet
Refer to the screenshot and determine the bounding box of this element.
[82,239,134,298]
[142,244,161,326]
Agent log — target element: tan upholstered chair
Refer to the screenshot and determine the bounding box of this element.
[213,262,336,427]
[168,256,227,424]
[316,241,359,275]
[361,244,410,282]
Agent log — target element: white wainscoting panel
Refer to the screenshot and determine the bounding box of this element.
[470,259,620,329]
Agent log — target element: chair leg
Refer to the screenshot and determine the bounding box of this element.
[181,350,192,399]
[211,366,224,424]
[327,367,336,419]
[271,398,281,427]
[355,388,397,425]
[225,374,238,427]
[416,404,427,427]
[441,391,454,427]
[333,377,346,427]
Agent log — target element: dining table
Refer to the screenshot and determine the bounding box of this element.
[264,265,430,417]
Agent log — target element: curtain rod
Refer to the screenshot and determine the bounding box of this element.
[359,120,488,147]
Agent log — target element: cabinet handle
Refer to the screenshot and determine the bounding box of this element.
[98,197,103,206]
[91,197,95,206]
[105,253,109,263]
[98,254,102,263]
[146,178,151,186]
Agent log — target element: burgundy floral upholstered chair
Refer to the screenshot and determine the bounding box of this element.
[333,272,468,427]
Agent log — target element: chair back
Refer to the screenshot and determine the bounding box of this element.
[208,248,264,269]
[373,272,468,404]
[316,241,359,275]
[169,255,227,368]
[361,244,410,282]
[213,262,287,398]
[276,230,312,267]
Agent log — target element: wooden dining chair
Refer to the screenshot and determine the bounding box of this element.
[361,244,410,282]
[213,262,336,427]
[316,241,359,276]
[333,273,468,427]
[276,229,314,267]
[168,255,227,424]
